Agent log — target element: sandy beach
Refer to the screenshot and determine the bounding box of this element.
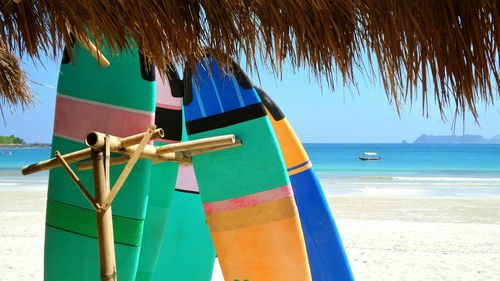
[1,187,500,281]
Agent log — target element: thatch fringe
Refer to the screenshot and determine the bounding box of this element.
[0,0,498,118]
[357,0,499,117]
[0,41,32,110]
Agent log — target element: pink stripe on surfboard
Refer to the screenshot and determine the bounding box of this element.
[156,68,182,110]
[203,185,293,214]
[175,165,199,193]
[54,95,154,142]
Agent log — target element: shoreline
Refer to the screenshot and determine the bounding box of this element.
[0,144,50,148]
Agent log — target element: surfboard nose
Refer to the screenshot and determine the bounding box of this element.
[154,67,183,143]
[184,57,261,122]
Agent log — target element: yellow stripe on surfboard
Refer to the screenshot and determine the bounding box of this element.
[265,109,309,169]
[208,198,310,281]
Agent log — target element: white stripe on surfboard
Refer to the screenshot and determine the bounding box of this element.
[52,133,84,143]
[193,78,207,117]
[209,75,225,112]
[230,76,245,107]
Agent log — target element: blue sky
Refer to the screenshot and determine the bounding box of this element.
[1,53,499,143]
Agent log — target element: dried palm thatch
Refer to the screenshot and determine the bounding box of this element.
[0,0,498,118]
[0,41,31,111]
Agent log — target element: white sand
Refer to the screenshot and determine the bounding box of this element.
[0,188,45,281]
[1,188,500,280]
[330,197,500,281]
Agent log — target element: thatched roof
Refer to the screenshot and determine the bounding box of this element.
[0,0,498,118]
[0,41,31,111]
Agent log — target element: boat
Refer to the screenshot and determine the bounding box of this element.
[358,152,381,161]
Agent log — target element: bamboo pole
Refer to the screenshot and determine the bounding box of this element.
[77,152,182,171]
[74,34,110,68]
[156,134,236,154]
[22,128,164,175]
[187,140,242,157]
[77,156,130,171]
[92,149,117,281]
[22,148,91,175]
[117,144,167,160]
[77,135,240,170]
[55,151,99,210]
[85,128,164,151]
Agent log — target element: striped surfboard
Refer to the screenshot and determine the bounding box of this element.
[257,87,355,281]
[184,57,311,281]
[45,41,155,281]
[136,68,183,280]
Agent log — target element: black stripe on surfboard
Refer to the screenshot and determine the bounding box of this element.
[183,65,194,106]
[231,60,253,90]
[61,33,76,64]
[167,65,184,98]
[255,87,285,121]
[155,107,182,141]
[139,51,156,82]
[186,103,266,135]
[45,224,140,247]
[175,188,200,195]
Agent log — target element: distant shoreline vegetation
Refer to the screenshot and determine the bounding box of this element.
[0,135,24,144]
[405,134,500,144]
[0,135,50,148]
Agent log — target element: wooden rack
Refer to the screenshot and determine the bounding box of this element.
[22,125,241,281]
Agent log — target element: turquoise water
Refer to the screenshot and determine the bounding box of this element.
[2,145,500,197]
[306,144,500,198]
[0,147,51,188]
[308,144,500,177]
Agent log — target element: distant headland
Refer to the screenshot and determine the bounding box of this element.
[404,134,500,144]
[0,135,50,148]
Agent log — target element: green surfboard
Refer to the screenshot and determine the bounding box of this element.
[136,68,182,280]
[137,68,215,281]
[152,164,216,281]
[46,40,156,281]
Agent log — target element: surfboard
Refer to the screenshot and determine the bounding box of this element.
[256,87,355,281]
[184,57,311,281]
[152,164,216,280]
[136,68,183,280]
[46,41,155,280]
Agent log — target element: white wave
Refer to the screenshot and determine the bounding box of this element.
[392,176,500,182]
[0,182,22,186]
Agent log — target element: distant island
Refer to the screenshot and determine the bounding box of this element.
[410,134,500,144]
[0,135,50,148]
[0,135,25,145]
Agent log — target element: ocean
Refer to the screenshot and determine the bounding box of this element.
[308,144,500,198]
[0,147,50,189]
[1,144,499,198]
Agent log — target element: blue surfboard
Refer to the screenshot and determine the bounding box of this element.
[256,87,355,281]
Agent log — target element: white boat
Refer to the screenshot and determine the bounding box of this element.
[358,152,381,161]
